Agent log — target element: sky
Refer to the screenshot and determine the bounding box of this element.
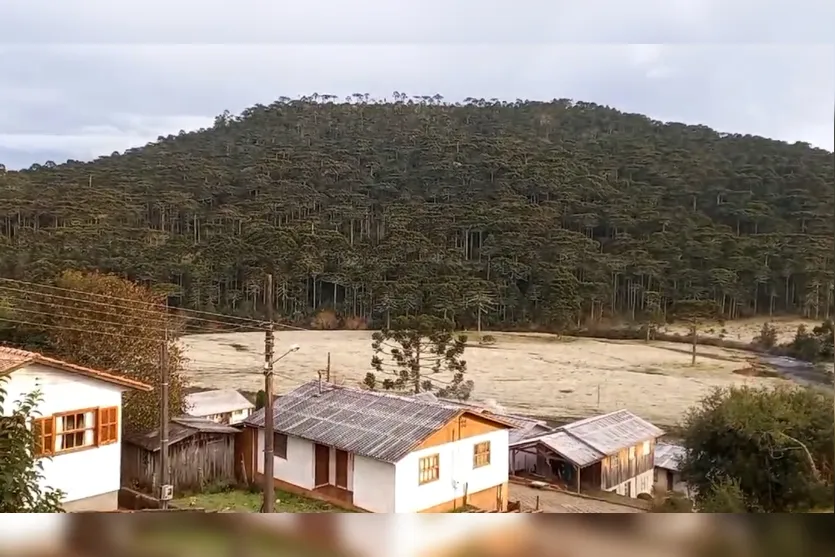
[0,0,833,170]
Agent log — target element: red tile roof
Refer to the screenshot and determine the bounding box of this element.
[0,346,153,392]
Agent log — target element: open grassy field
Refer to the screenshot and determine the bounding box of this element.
[180,321,810,426]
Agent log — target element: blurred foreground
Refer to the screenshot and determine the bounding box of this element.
[1,513,833,557]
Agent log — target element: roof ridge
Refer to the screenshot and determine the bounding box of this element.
[0,345,152,392]
[296,379,462,409]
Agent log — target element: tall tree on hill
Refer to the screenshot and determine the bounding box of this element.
[0,95,832,330]
[365,315,473,400]
[7,271,187,434]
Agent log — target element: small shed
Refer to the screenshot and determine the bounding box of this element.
[121,416,240,495]
[509,410,663,498]
[185,389,255,425]
[654,443,688,494]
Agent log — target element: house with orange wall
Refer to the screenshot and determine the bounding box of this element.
[239,381,514,513]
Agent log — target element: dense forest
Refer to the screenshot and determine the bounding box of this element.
[0,95,833,330]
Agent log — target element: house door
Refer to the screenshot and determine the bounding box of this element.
[314,444,330,487]
[625,481,632,498]
[335,449,349,489]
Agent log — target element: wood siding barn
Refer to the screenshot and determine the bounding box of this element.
[508,409,662,498]
[121,417,239,495]
[600,440,655,490]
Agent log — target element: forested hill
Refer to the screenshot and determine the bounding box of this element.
[1,97,833,329]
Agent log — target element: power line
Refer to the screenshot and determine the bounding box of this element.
[0,316,164,343]
[0,277,311,332]
[3,305,246,339]
[0,277,267,327]
[0,283,260,332]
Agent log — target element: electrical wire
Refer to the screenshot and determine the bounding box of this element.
[0,277,312,332]
[0,277,266,326]
[0,283,260,332]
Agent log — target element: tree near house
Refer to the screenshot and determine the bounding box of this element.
[0,376,64,512]
[679,385,833,513]
[364,315,473,400]
[7,270,188,434]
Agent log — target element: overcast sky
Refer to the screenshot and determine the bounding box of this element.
[1,0,833,170]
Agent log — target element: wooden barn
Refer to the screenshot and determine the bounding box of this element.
[121,416,240,495]
[509,409,663,499]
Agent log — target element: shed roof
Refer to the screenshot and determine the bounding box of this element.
[186,389,254,417]
[654,443,686,471]
[561,409,664,456]
[509,409,663,468]
[509,421,554,445]
[539,431,606,467]
[244,381,512,463]
[0,346,153,392]
[124,416,239,452]
[412,392,548,431]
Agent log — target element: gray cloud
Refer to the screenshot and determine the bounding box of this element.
[3,0,834,43]
[0,2,832,169]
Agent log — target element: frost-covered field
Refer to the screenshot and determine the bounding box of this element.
[181,329,789,426]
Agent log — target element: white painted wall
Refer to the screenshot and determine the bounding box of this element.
[609,469,654,498]
[353,455,396,513]
[254,427,508,513]
[199,407,252,425]
[393,429,509,513]
[256,430,315,490]
[1,364,126,505]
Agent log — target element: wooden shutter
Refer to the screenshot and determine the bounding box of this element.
[33,417,54,457]
[98,406,119,445]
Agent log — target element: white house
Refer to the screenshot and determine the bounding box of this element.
[509,409,663,498]
[185,388,254,425]
[654,443,688,494]
[0,346,153,512]
[240,381,514,513]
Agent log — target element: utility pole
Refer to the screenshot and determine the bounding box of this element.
[263,274,276,513]
[159,301,171,509]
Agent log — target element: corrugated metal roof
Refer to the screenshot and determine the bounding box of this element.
[124,416,239,452]
[509,422,554,445]
[654,443,685,471]
[245,382,504,463]
[561,409,664,456]
[186,389,254,417]
[539,431,606,467]
[412,393,548,431]
[509,410,663,468]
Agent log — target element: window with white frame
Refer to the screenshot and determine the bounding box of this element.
[642,441,651,456]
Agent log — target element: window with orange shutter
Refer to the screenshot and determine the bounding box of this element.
[98,406,119,445]
[33,417,55,457]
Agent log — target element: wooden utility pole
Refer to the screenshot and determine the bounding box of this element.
[159,301,171,509]
[263,274,276,513]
